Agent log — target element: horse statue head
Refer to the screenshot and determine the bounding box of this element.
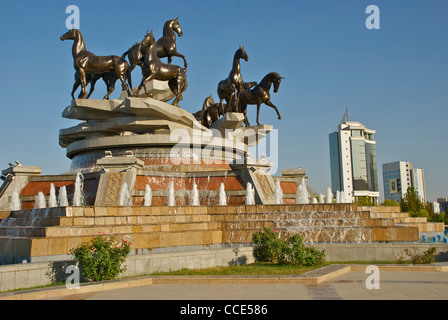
[141,30,152,47]
[172,17,183,37]
[60,27,79,41]
[203,95,215,110]
[268,72,284,93]
[236,45,249,62]
[146,29,156,46]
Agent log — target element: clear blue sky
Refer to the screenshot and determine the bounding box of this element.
[0,0,446,202]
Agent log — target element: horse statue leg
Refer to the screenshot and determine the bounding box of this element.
[116,60,131,97]
[241,103,250,127]
[256,103,261,126]
[71,78,80,100]
[86,74,102,99]
[103,79,116,100]
[78,68,89,99]
[171,52,188,71]
[133,74,154,97]
[169,70,187,106]
[265,101,282,120]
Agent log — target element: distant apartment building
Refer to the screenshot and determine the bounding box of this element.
[329,110,379,203]
[382,160,426,203]
[437,197,448,214]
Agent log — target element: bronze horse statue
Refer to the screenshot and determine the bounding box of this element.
[193,95,214,123]
[201,96,226,128]
[122,18,187,89]
[60,28,131,99]
[156,17,188,70]
[120,31,152,89]
[236,72,284,126]
[217,46,249,114]
[132,30,187,106]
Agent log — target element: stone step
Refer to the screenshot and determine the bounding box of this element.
[0,226,46,238]
[396,222,445,233]
[0,229,225,258]
[223,225,419,243]
[0,217,62,228]
[8,208,68,219]
[43,221,223,238]
[370,212,410,219]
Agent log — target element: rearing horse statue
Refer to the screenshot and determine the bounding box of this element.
[217,46,249,114]
[60,28,131,99]
[156,17,188,70]
[122,18,187,89]
[132,30,187,106]
[237,72,284,126]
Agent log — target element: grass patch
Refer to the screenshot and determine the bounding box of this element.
[150,262,331,276]
[149,260,400,276]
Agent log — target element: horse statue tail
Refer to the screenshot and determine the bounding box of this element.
[202,107,211,128]
[121,49,129,59]
[126,63,133,90]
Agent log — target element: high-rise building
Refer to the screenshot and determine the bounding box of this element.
[382,161,426,203]
[437,197,448,214]
[329,110,379,203]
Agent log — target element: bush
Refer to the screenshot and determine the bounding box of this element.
[70,233,131,282]
[356,196,376,206]
[382,199,400,207]
[252,228,325,266]
[396,247,437,264]
[252,228,286,263]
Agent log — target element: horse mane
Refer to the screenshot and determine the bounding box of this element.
[163,18,177,34]
[259,72,281,86]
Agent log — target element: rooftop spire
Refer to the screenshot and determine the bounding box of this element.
[340,106,348,124]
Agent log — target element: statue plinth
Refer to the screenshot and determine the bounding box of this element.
[60,80,273,172]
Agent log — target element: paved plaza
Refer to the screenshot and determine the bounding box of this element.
[2,263,447,301]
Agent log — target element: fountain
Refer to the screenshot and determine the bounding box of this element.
[245,182,255,205]
[335,190,341,204]
[219,183,227,206]
[326,187,333,204]
[319,194,325,204]
[296,178,309,204]
[72,172,84,206]
[58,186,69,207]
[274,179,283,205]
[190,181,200,206]
[119,182,132,206]
[10,187,21,211]
[48,183,57,208]
[144,184,152,207]
[167,181,175,207]
[34,192,46,209]
[0,23,445,269]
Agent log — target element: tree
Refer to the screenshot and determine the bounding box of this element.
[382,199,400,207]
[400,187,427,217]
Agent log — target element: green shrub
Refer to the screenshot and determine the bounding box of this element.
[396,247,437,264]
[382,199,400,207]
[252,228,286,263]
[70,233,131,282]
[356,196,375,206]
[252,228,325,266]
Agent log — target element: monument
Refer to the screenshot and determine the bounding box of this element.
[0,18,445,271]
